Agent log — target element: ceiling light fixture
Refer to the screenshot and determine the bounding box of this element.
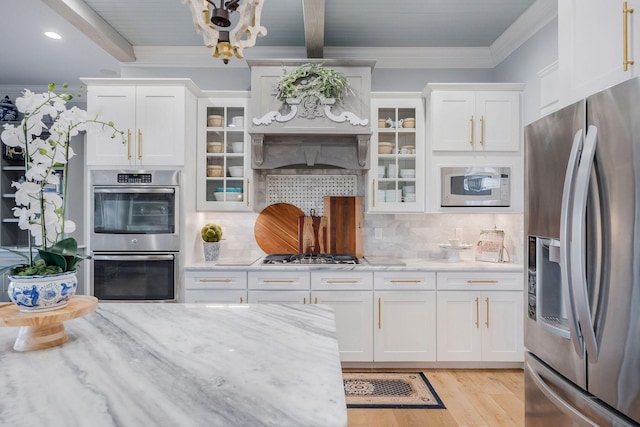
[182,0,267,64]
[44,31,62,40]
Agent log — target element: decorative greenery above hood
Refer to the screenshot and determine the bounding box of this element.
[247,60,375,170]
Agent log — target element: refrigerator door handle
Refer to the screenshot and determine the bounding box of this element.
[526,361,600,427]
[570,125,599,363]
[560,129,585,355]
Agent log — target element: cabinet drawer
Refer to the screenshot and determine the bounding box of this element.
[436,272,522,291]
[185,290,247,304]
[311,271,373,290]
[374,271,436,290]
[248,271,310,290]
[184,271,247,290]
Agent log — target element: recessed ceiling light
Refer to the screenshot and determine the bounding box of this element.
[44,32,62,40]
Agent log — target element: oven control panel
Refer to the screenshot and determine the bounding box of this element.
[117,173,152,184]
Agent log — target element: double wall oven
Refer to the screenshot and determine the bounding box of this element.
[90,170,180,301]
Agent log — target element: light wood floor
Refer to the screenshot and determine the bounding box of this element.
[344,368,525,427]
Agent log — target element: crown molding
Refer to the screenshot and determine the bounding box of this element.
[127,45,495,70]
[490,0,558,66]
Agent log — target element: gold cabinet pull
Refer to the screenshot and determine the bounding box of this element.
[263,280,294,283]
[372,179,376,207]
[624,1,635,71]
[479,115,485,146]
[200,278,232,283]
[303,297,306,304]
[475,297,479,328]
[485,297,490,328]
[127,129,132,159]
[469,115,474,145]
[137,129,142,160]
[327,280,359,284]
[390,279,421,283]
[240,296,243,304]
[466,280,499,284]
[314,297,318,304]
[378,297,382,328]
[246,178,250,206]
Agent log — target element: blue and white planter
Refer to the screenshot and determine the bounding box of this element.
[8,271,77,312]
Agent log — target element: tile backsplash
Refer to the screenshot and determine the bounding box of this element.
[195,210,524,265]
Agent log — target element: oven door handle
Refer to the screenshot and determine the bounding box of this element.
[93,254,175,262]
[92,187,175,194]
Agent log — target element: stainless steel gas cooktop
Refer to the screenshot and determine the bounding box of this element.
[262,254,359,265]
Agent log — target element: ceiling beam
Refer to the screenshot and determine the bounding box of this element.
[302,0,324,58]
[41,0,136,62]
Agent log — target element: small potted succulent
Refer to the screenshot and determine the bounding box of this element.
[201,223,223,262]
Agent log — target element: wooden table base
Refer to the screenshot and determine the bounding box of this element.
[0,296,98,352]
[14,323,69,352]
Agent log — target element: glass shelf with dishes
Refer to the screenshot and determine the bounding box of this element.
[369,97,425,212]
[197,97,251,211]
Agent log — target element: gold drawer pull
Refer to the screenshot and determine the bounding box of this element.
[200,278,232,283]
[263,280,295,283]
[469,115,474,145]
[624,1,635,71]
[390,279,421,283]
[485,297,490,328]
[475,297,479,328]
[240,296,243,304]
[127,129,132,159]
[466,280,499,284]
[326,280,359,284]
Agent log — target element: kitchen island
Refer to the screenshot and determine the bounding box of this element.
[0,301,347,427]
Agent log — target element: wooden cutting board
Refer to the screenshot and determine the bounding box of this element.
[324,196,363,258]
[254,203,304,254]
[297,209,328,254]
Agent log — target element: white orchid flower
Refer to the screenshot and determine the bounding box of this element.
[12,181,41,206]
[1,125,25,147]
[1,84,123,260]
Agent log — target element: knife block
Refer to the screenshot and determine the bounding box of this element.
[323,196,363,258]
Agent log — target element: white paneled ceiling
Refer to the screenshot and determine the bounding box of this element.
[0,0,554,86]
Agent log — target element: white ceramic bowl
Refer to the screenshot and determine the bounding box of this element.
[228,166,243,177]
[214,192,243,201]
[399,169,416,178]
[232,141,244,153]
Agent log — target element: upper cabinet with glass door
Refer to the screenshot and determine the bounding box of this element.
[369,95,425,213]
[197,97,252,211]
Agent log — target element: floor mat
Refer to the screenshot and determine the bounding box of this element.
[343,372,446,409]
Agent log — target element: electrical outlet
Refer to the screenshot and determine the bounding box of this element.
[374,228,383,239]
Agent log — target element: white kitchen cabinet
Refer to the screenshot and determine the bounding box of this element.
[373,271,437,362]
[369,94,425,212]
[312,291,374,361]
[196,94,252,211]
[311,271,374,361]
[436,272,524,362]
[558,0,640,106]
[184,270,247,303]
[430,90,521,152]
[247,270,310,290]
[84,79,197,166]
[248,290,309,304]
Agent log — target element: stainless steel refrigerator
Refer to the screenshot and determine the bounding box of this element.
[524,77,640,426]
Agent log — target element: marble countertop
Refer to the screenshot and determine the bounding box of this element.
[0,302,347,427]
[186,257,523,272]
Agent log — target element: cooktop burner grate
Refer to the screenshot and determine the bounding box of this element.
[262,254,359,265]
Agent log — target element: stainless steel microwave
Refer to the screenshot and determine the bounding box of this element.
[441,166,511,207]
